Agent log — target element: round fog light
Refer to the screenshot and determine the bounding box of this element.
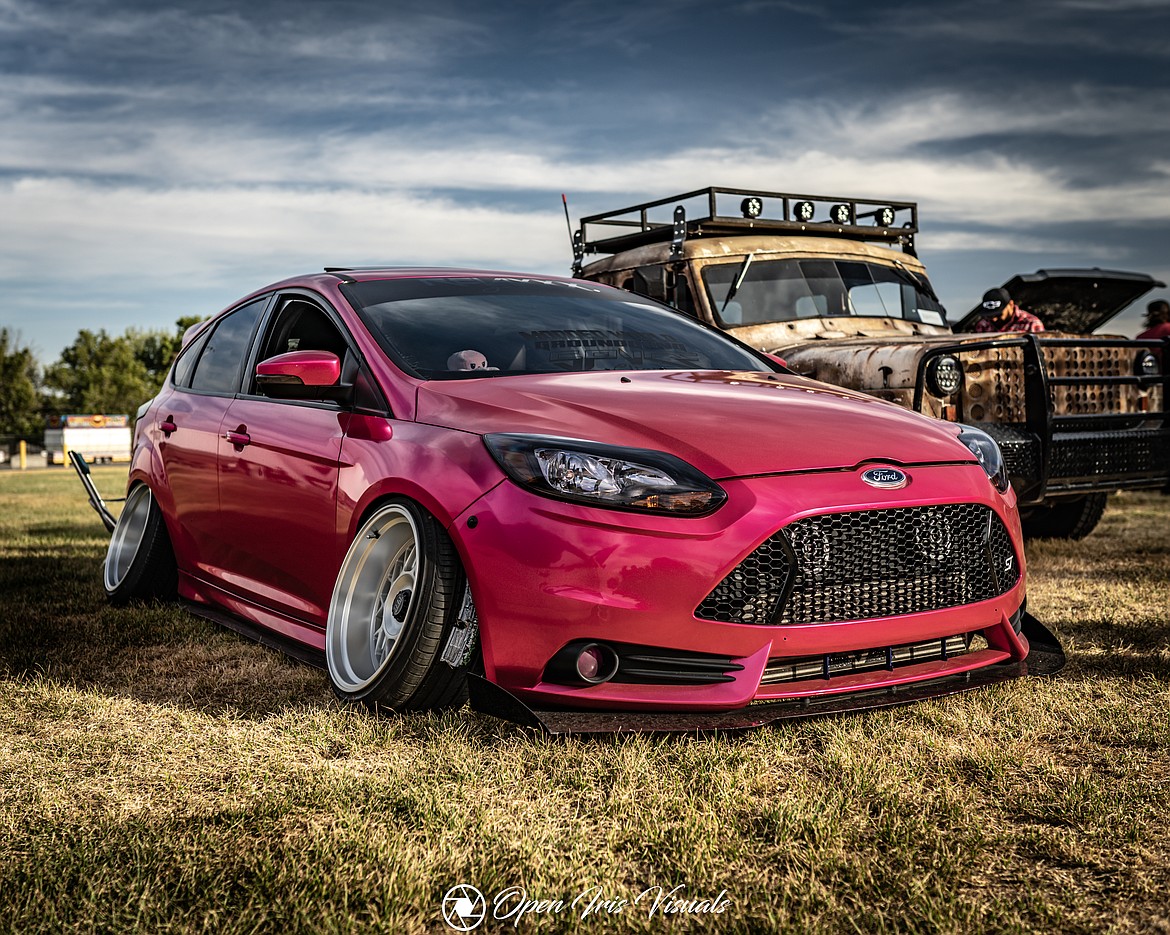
[576,643,619,684]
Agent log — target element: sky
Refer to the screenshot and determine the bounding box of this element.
[2,0,1169,362]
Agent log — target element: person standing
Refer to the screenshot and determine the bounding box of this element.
[972,287,1044,333]
[1136,299,1170,341]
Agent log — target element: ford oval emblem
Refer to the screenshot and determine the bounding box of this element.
[861,467,908,489]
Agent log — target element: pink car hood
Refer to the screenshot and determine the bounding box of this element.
[414,370,974,480]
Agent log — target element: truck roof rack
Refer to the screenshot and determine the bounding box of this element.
[574,187,919,271]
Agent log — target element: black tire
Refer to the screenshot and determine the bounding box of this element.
[1022,492,1109,540]
[103,484,178,605]
[325,498,472,713]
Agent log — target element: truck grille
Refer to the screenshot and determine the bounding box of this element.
[981,423,1039,485]
[696,504,1020,626]
[1048,429,1170,483]
[960,346,1027,423]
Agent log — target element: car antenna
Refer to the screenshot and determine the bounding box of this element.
[563,194,584,277]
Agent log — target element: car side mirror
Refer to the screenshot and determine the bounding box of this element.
[255,350,351,402]
[764,353,788,370]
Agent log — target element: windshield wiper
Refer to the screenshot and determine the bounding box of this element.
[890,259,941,303]
[720,254,754,315]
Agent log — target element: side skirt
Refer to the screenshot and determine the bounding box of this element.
[183,599,326,670]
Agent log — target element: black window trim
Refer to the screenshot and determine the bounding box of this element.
[169,323,215,389]
[238,288,391,417]
[176,295,273,398]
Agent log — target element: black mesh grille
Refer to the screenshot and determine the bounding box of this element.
[697,504,1020,626]
[981,424,1040,485]
[1048,429,1170,481]
[694,533,792,624]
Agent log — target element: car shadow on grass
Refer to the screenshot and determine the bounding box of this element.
[4,548,1164,740]
[1052,619,1170,683]
[0,557,529,737]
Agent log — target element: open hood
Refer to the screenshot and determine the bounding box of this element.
[954,268,1164,334]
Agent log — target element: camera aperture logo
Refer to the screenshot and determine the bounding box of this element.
[441,882,731,928]
[442,885,487,931]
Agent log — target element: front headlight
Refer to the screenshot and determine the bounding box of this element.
[484,434,727,515]
[957,425,1010,493]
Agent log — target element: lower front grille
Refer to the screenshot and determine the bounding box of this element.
[761,633,975,685]
[1048,428,1170,481]
[612,647,744,685]
[696,503,1020,626]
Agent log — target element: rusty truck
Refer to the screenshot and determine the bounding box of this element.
[571,186,1168,538]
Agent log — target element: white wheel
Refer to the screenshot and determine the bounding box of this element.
[326,499,470,711]
[103,484,177,604]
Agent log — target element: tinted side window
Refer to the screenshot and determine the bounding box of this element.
[171,327,212,388]
[189,299,265,395]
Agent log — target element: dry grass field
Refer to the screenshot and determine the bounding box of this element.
[0,467,1167,934]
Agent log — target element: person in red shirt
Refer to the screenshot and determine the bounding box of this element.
[1136,299,1170,341]
[972,287,1044,333]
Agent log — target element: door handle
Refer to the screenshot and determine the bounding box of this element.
[159,417,177,436]
[224,429,251,447]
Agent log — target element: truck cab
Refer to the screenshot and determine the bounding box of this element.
[574,187,1169,538]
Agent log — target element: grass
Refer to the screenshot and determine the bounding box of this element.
[0,467,1167,934]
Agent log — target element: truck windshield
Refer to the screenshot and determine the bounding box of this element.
[702,258,947,327]
[345,276,770,379]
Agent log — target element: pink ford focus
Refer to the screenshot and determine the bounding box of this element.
[93,268,1062,731]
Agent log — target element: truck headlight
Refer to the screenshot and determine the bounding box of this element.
[957,426,1010,493]
[1135,350,1160,378]
[926,356,962,397]
[484,434,726,515]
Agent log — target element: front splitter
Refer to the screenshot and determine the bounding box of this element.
[183,596,1064,736]
[468,613,1065,735]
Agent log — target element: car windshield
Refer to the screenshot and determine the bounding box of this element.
[345,276,769,379]
[702,258,947,328]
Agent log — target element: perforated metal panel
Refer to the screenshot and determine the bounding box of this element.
[961,348,1027,423]
[696,504,1019,626]
[1049,429,1170,481]
[983,424,1040,485]
[1047,345,1125,415]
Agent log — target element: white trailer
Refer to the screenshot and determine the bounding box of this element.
[45,414,132,465]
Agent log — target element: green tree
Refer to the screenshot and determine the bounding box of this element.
[43,329,155,416]
[129,316,202,385]
[43,317,202,417]
[0,329,42,435]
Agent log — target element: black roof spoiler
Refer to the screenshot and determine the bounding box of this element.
[573,186,918,273]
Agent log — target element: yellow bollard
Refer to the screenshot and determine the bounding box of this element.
[18,439,26,470]
[61,440,69,468]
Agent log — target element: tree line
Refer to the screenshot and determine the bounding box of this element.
[0,318,202,436]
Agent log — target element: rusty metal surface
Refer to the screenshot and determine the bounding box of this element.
[581,235,1162,423]
[581,234,924,277]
